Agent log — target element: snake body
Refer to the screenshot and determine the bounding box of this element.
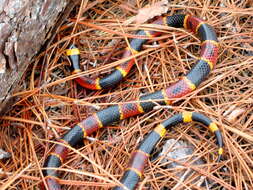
[114,112,223,190]
[42,14,221,189]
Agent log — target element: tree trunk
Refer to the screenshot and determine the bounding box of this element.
[0,0,77,113]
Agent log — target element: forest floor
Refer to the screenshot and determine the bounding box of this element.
[0,0,253,189]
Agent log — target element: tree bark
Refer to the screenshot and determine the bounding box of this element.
[0,0,77,113]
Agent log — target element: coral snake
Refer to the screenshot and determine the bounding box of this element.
[42,14,223,189]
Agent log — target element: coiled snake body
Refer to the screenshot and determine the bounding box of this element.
[42,14,223,190]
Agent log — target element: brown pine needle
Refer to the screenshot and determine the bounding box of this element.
[1,0,253,189]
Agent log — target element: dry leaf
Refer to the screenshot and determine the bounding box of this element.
[223,105,245,122]
[124,0,169,25]
[226,108,245,122]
